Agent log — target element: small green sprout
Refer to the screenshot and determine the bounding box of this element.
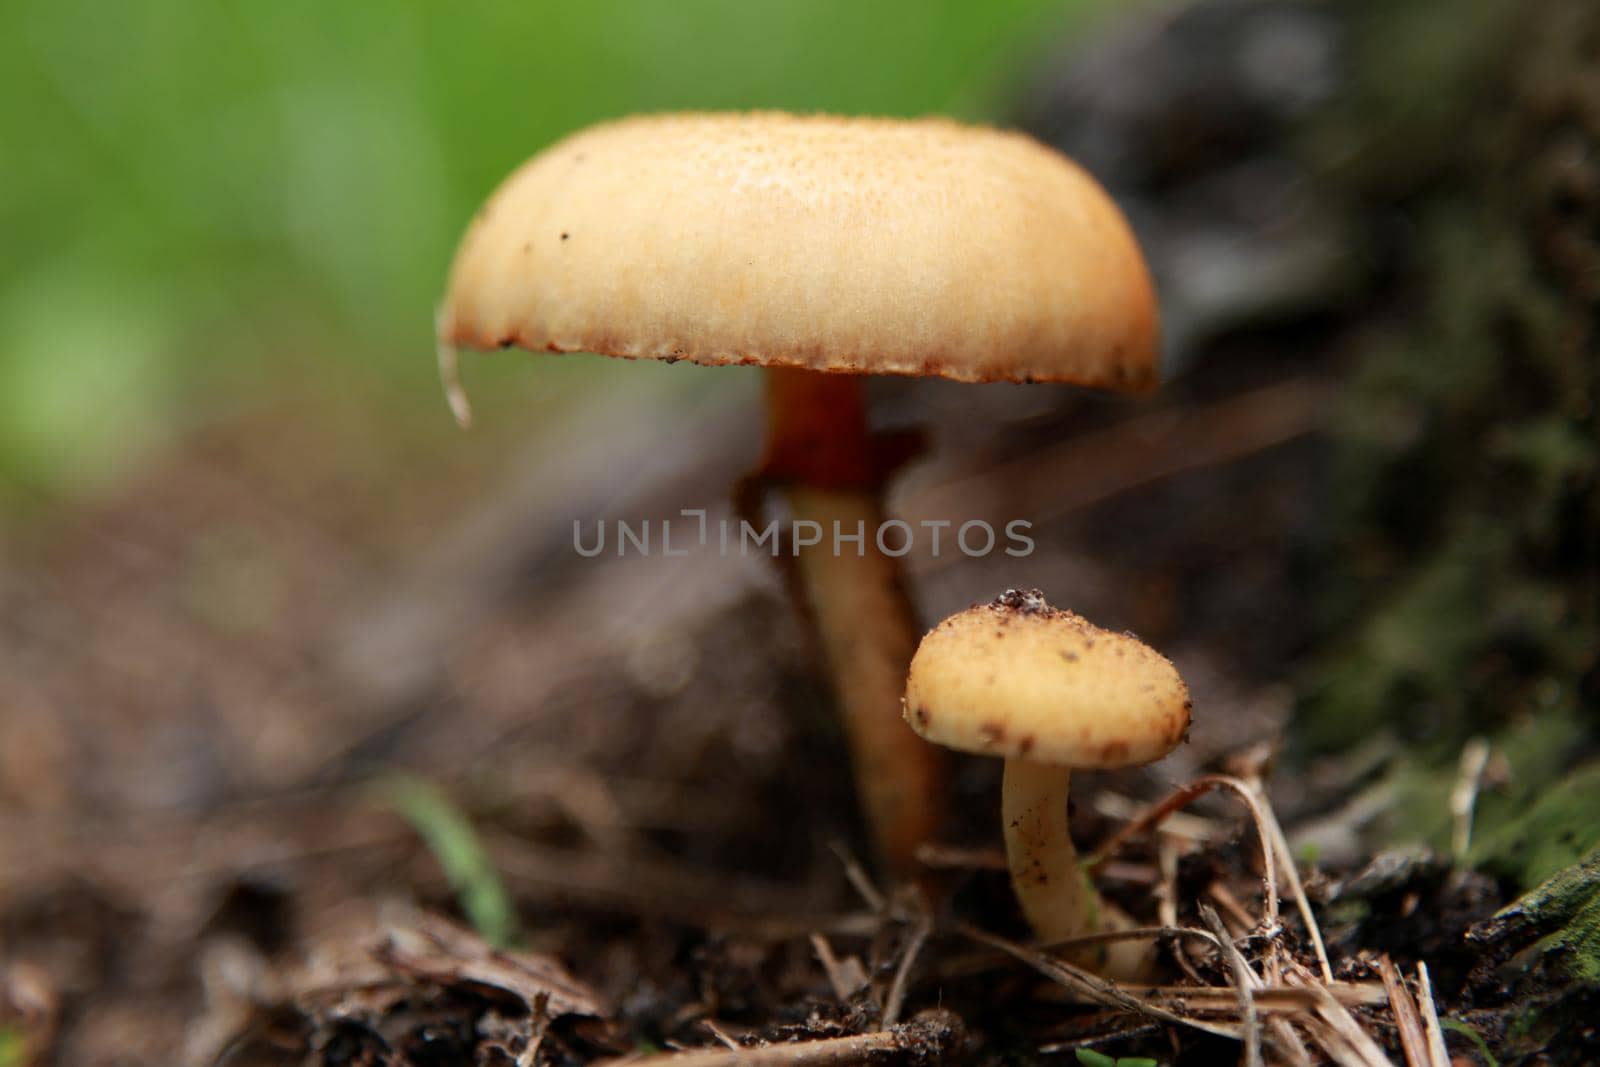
[1074,1049,1159,1067]
[382,776,518,948]
[1440,1018,1499,1067]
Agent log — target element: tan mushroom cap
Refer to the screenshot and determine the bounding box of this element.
[439,111,1158,390]
[903,590,1190,768]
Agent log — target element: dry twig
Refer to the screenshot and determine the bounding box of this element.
[959,923,1243,1041]
[1087,775,1281,942]
[829,843,886,913]
[881,912,932,1028]
[1451,738,1492,862]
[1157,834,1206,983]
[1235,768,1334,983]
[1201,904,1263,1067]
[1414,963,1450,1067]
[591,1010,964,1067]
[1306,983,1397,1067]
[810,935,868,1003]
[1379,955,1430,1067]
[1032,982,1385,1013]
[702,1020,745,1051]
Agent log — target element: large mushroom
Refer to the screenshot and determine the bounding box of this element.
[904,590,1190,971]
[437,112,1159,877]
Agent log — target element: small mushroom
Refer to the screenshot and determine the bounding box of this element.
[904,590,1190,970]
[437,113,1159,876]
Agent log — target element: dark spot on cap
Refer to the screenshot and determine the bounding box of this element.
[560,232,570,240]
[1102,740,1129,763]
[979,721,1007,744]
[1019,735,1035,756]
[1061,650,1079,662]
[912,705,931,728]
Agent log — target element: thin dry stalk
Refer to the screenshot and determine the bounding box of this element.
[933,926,1224,982]
[829,843,886,913]
[1308,982,1397,1067]
[1248,777,1335,982]
[1451,738,1492,861]
[1201,905,1263,1067]
[810,935,867,1002]
[702,1020,744,1051]
[881,912,931,1028]
[912,842,1007,871]
[1302,1014,1386,1067]
[1266,1016,1316,1067]
[1207,880,1258,937]
[1095,792,1222,842]
[724,913,881,944]
[591,1011,964,1067]
[1041,925,1227,956]
[1086,775,1281,944]
[1038,1024,1162,1054]
[959,923,1242,1041]
[1033,982,1385,1013]
[1379,956,1429,1067]
[905,377,1331,548]
[1414,963,1450,1067]
[1158,835,1206,983]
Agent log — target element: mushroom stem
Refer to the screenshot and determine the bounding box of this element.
[1002,759,1153,977]
[1001,759,1093,945]
[761,367,944,877]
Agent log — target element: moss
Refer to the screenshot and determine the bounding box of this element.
[1297,0,1600,760]
[1473,762,1600,888]
[1373,713,1594,879]
[1477,847,1600,987]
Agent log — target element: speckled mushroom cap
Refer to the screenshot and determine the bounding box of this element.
[439,111,1158,390]
[903,590,1190,768]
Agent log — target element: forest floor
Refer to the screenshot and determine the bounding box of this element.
[3,0,1597,1063]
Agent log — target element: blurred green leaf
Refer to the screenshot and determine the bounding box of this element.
[383,776,518,948]
[0,0,1113,493]
[1440,1018,1499,1067]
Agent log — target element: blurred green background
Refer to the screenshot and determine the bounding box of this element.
[0,0,1111,499]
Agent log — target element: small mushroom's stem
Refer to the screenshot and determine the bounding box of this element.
[759,367,944,878]
[1002,759,1091,945]
[1002,759,1152,978]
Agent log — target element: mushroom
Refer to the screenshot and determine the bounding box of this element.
[437,113,1159,877]
[904,589,1190,968]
